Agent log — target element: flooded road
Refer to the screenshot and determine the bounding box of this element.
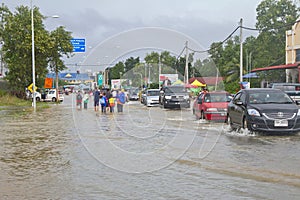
[1,94,300,200]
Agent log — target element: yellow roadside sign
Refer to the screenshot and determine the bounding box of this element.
[27,83,37,93]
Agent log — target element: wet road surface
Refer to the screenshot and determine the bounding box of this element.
[1,94,300,199]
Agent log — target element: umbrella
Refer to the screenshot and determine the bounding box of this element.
[185,83,198,88]
[191,79,206,87]
[243,72,258,78]
[172,79,184,85]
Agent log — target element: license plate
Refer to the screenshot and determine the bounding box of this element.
[274,119,288,127]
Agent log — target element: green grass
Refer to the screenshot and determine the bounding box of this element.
[0,91,51,110]
[0,80,51,111]
[0,93,30,106]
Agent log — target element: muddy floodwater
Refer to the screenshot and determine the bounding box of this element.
[1,94,300,200]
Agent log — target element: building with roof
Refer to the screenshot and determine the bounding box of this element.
[189,77,224,86]
[251,19,300,83]
[285,19,300,82]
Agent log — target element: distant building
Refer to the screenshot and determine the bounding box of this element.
[252,19,300,83]
[46,72,94,84]
[286,19,300,82]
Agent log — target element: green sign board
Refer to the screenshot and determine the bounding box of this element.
[98,74,103,86]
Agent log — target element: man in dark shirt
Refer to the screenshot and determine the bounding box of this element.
[94,88,100,111]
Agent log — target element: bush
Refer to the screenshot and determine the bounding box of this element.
[0,90,8,97]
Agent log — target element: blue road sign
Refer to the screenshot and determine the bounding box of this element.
[70,38,86,52]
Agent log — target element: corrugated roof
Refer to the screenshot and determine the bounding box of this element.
[251,63,299,72]
[46,73,92,81]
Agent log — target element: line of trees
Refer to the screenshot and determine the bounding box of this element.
[108,0,299,93]
[210,0,299,92]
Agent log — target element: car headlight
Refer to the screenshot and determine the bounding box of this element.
[184,95,189,99]
[207,108,217,112]
[247,108,260,117]
[297,109,300,116]
[165,96,171,100]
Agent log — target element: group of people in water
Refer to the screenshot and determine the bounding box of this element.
[76,87,127,113]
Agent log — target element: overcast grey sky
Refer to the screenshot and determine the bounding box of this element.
[2,0,263,70]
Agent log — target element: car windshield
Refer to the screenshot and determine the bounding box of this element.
[148,91,160,96]
[164,87,187,93]
[204,93,231,102]
[248,91,293,104]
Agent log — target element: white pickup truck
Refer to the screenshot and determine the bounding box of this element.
[32,89,64,102]
[270,83,300,101]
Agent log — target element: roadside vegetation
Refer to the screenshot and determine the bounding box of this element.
[0,0,299,97]
[108,0,299,93]
[0,89,50,109]
[0,4,73,100]
[0,80,50,109]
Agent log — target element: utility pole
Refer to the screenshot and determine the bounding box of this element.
[0,3,4,77]
[55,63,59,102]
[239,18,243,84]
[148,63,151,88]
[184,41,189,84]
[159,55,161,89]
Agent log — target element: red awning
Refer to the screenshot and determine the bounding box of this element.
[251,63,299,72]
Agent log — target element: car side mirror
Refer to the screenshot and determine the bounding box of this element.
[227,96,233,102]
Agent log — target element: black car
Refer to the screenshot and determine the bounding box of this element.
[227,88,300,133]
[159,85,190,109]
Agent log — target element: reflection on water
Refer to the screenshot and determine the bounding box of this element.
[0,105,75,199]
[1,97,300,199]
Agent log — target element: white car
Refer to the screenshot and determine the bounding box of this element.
[145,89,160,107]
[31,89,64,102]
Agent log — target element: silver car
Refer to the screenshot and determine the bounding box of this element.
[145,89,160,107]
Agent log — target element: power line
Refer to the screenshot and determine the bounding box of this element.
[176,45,186,60]
[186,19,300,55]
[242,19,300,32]
[187,26,240,54]
[241,26,259,31]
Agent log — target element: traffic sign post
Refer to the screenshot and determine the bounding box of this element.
[27,83,37,93]
[98,74,103,86]
[70,38,86,52]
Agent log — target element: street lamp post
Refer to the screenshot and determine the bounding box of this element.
[31,0,36,111]
[159,55,161,89]
[134,72,143,87]
[31,0,59,109]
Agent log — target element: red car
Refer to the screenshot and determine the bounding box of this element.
[193,91,232,121]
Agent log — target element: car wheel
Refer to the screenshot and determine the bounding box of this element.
[227,115,235,131]
[52,97,56,102]
[242,116,254,133]
[36,97,40,102]
[194,109,200,120]
[242,117,247,129]
[200,111,205,120]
